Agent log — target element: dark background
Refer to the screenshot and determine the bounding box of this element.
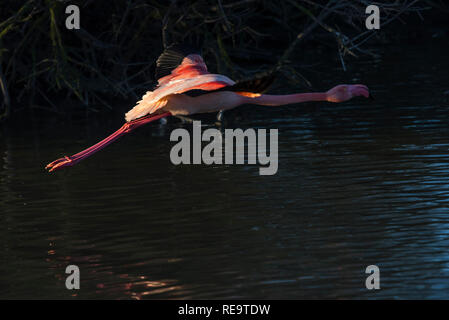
[2,1,449,300]
[1,0,448,123]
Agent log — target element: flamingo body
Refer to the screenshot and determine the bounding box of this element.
[46,44,371,172]
[125,52,236,121]
[125,73,235,121]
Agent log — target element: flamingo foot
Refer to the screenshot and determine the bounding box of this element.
[45,156,77,172]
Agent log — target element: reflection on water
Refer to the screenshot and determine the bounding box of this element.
[1,41,449,299]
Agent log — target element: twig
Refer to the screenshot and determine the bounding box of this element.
[162,0,177,49]
[0,63,11,120]
[276,0,338,71]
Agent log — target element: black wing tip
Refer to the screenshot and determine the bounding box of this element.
[155,42,204,80]
[182,70,276,97]
[228,71,277,94]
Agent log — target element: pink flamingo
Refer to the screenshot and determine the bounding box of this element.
[46,44,371,172]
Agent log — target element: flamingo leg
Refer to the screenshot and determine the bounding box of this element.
[216,110,224,122]
[174,115,195,123]
[46,112,171,172]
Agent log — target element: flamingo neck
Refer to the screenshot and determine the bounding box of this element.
[245,93,328,106]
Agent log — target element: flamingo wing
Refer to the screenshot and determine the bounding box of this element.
[183,70,277,98]
[125,44,235,122]
[227,71,276,94]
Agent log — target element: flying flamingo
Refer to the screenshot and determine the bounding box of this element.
[46,44,371,172]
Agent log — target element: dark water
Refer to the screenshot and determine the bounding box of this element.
[2,41,449,299]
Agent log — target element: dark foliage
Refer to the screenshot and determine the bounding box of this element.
[0,0,445,120]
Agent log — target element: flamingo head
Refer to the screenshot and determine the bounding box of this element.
[326,84,372,103]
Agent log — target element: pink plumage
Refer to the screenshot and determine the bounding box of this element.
[46,43,371,172]
[125,54,234,121]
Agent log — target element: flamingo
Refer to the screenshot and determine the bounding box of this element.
[46,44,371,172]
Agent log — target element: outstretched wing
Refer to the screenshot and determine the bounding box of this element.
[183,71,276,98]
[155,44,206,81]
[125,44,235,122]
[225,71,276,95]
